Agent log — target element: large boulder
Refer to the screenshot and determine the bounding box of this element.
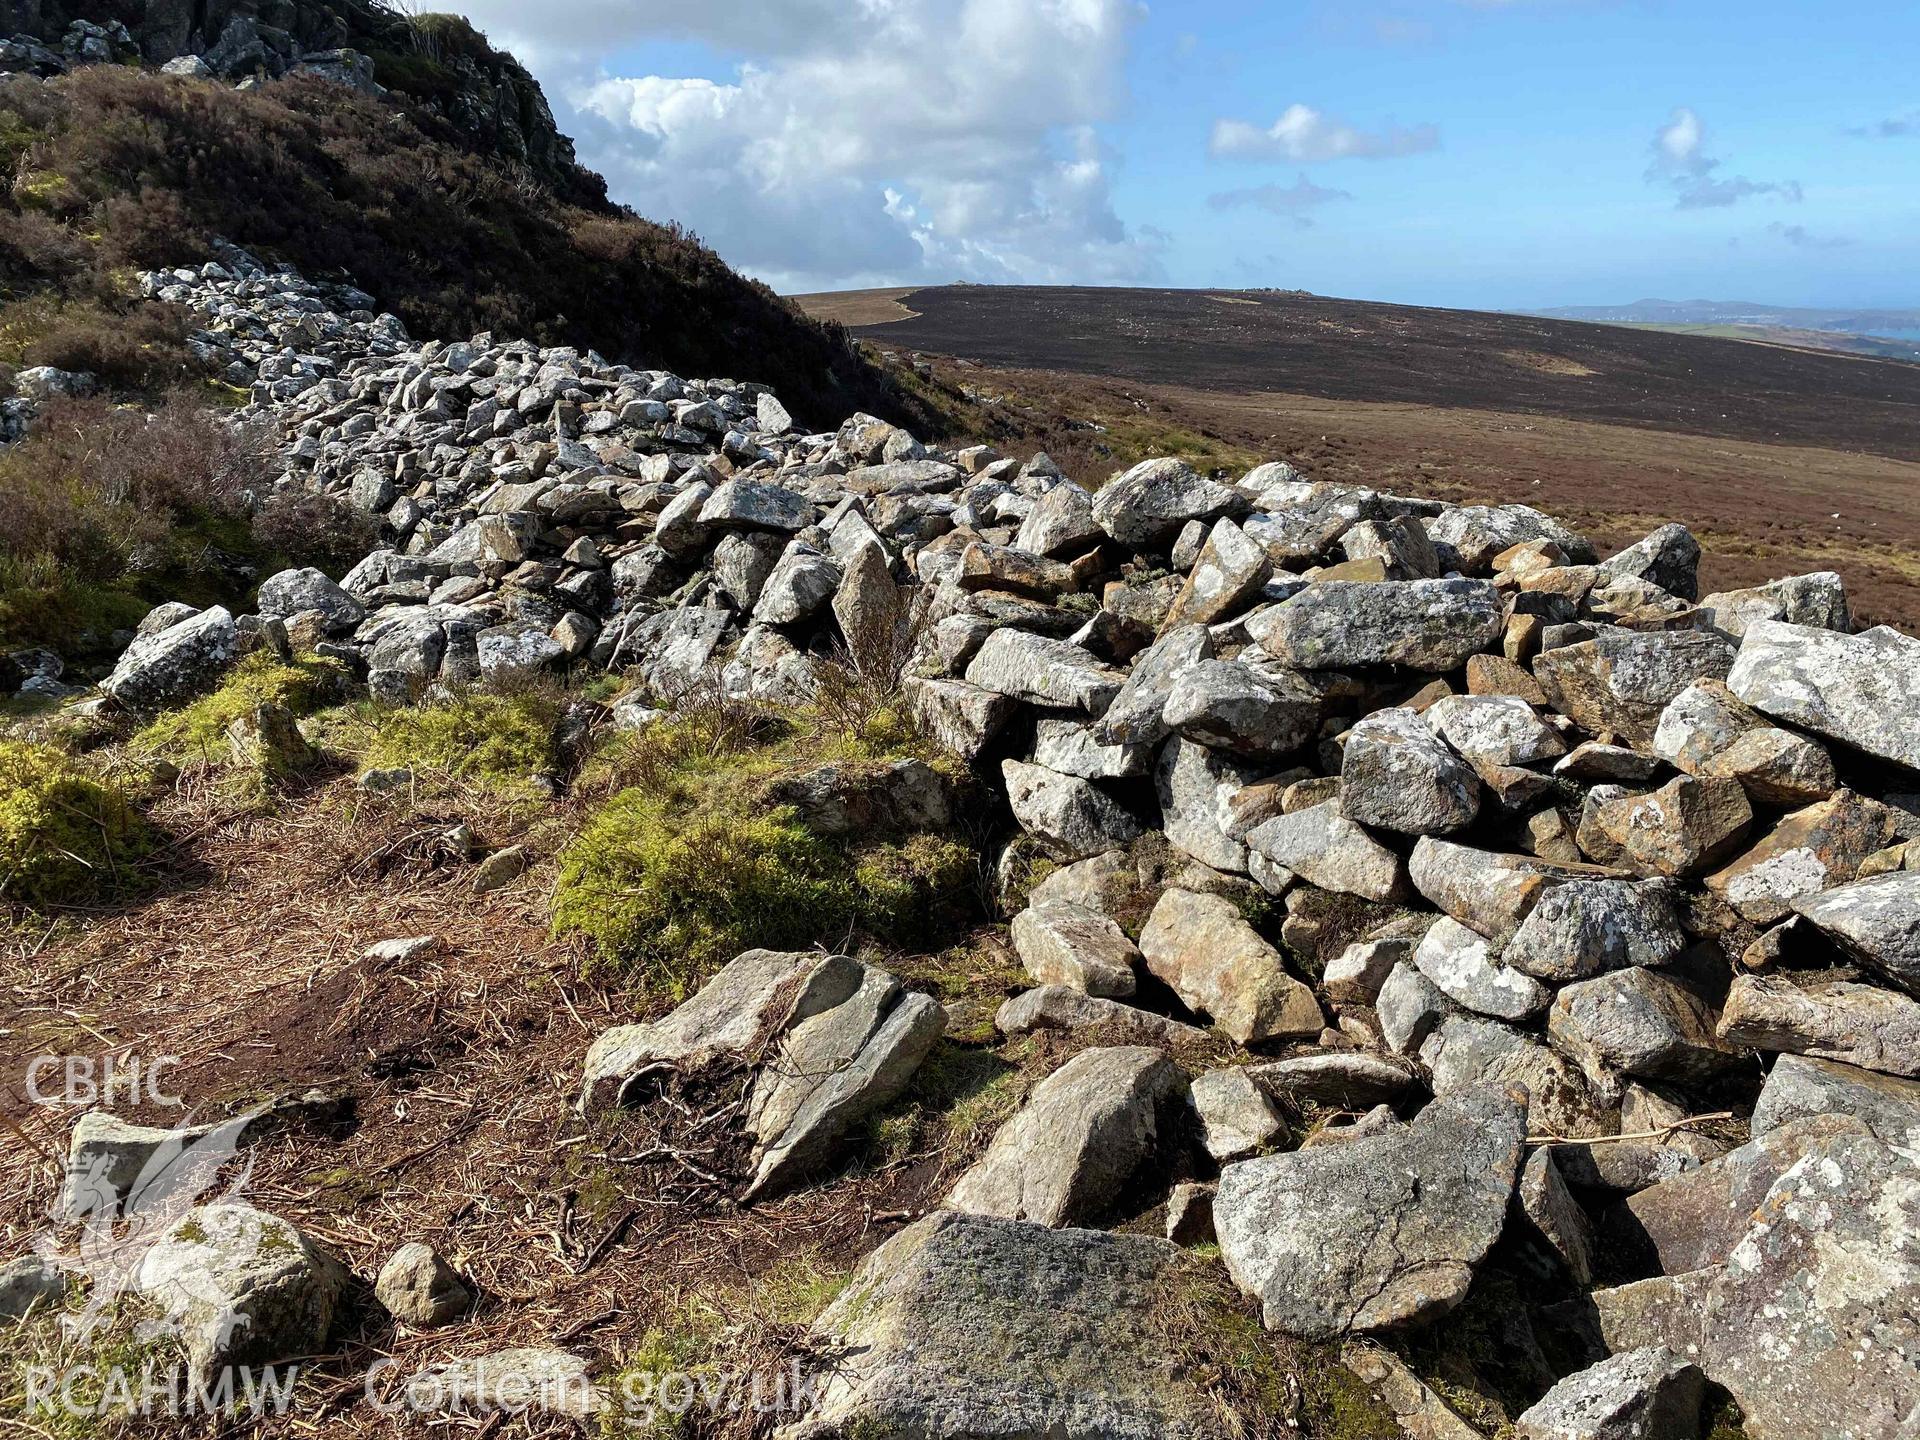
[1514,1348,1705,1440]
[1010,902,1140,997]
[966,630,1125,714]
[1247,579,1503,672]
[1090,457,1247,547]
[1653,678,1836,806]
[946,1046,1183,1227]
[1340,706,1482,836]
[1705,791,1898,925]
[1244,801,1404,903]
[1502,878,1687,982]
[1548,968,1742,1084]
[1003,759,1144,860]
[1699,1129,1920,1439]
[101,605,240,711]
[783,1212,1247,1439]
[1791,871,1920,995]
[1728,621,1920,774]
[743,966,946,1199]
[1750,1053,1920,1149]
[255,567,364,633]
[1533,629,1736,745]
[580,949,943,1197]
[1717,972,1920,1078]
[1214,1083,1527,1338]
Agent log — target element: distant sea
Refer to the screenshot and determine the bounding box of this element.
[1867,327,1920,342]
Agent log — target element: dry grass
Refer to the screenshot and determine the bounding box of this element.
[0,767,1040,1437]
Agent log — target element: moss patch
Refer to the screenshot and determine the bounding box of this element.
[133,650,347,762]
[0,739,155,911]
[555,713,977,995]
[362,689,561,786]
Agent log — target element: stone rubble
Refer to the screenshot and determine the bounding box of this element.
[39,239,1920,1436]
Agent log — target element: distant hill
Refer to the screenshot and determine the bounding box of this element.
[802,284,1920,460]
[1531,299,1920,338]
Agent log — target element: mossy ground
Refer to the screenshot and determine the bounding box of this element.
[132,651,348,763]
[0,739,156,911]
[357,687,564,788]
[554,707,979,997]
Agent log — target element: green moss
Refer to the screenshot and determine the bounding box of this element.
[0,740,155,911]
[555,714,977,993]
[0,1302,182,1440]
[1155,1265,1401,1440]
[363,689,560,786]
[134,650,347,762]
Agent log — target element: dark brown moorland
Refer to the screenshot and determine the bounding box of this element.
[829,284,1920,457]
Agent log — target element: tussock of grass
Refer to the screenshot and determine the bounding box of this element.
[361,688,562,786]
[555,706,976,995]
[0,738,155,911]
[133,650,347,762]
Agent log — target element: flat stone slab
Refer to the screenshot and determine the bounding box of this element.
[1215,1083,1527,1339]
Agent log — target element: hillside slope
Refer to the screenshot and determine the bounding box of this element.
[0,48,931,431]
[820,284,1920,459]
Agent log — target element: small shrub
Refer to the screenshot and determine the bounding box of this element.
[363,689,561,784]
[250,488,381,576]
[133,650,348,761]
[0,739,156,910]
[22,301,196,391]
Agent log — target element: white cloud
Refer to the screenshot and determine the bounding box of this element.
[1209,105,1440,163]
[443,0,1162,291]
[1207,175,1354,227]
[1646,106,1802,209]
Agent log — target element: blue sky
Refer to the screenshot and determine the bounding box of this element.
[445,0,1918,309]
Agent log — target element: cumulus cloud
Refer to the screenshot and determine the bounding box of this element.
[1209,105,1440,163]
[1207,175,1354,227]
[1767,222,1853,250]
[1646,107,1802,209]
[439,0,1161,291]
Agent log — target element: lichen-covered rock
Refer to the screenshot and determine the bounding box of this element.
[1728,620,1920,775]
[1653,678,1836,805]
[1549,967,1743,1084]
[1534,629,1736,745]
[1003,759,1143,860]
[1215,1083,1527,1338]
[1414,916,1550,1021]
[1139,888,1322,1043]
[102,605,240,712]
[1514,1347,1705,1440]
[1750,1053,1920,1149]
[1341,706,1482,836]
[1790,870,1920,995]
[134,1203,345,1383]
[946,1046,1183,1226]
[1706,790,1898,924]
[1090,457,1248,547]
[1010,901,1140,997]
[783,1212,1245,1439]
[1245,801,1403,903]
[1717,972,1920,1077]
[1248,579,1503,672]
